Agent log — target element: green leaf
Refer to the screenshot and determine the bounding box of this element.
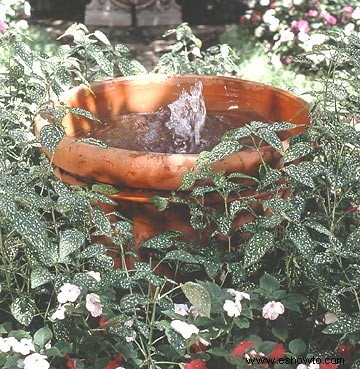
[11,296,36,326]
[272,318,289,341]
[207,140,242,163]
[346,228,360,251]
[88,44,113,76]
[244,231,274,268]
[142,231,181,250]
[179,172,197,190]
[181,282,211,318]
[39,124,65,152]
[34,326,53,349]
[92,183,119,195]
[92,208,112,236]
[13,42,33,69]
[283,164,315,188]
[283,142,312,163]
[322,316,360,334]
[31,266,54,288]
[319,292,341,315]
[59,229,85,261]
[256,128,283,151]
[69,107,101,122]
[54,65,72,90]
[149,195,169,211]
[165,329,186,356]
[165,250,198,263]
[259,273,280,293]
[287,224,314,258]
[289,338,307,356]
[120,294,149,310]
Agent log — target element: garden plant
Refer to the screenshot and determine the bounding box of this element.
[0,3,359,369]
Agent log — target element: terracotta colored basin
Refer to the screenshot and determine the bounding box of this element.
[34,75,310,192]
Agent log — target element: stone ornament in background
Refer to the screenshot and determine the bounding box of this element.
[85,0,181,26]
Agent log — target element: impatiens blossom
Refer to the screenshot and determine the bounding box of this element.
[85,293,103,317]
[227,289,250,301]
[291,20,310,34]
[232,341,255,356]
[262,301,285,320]
[306,9,318,17]
[351,7,360,20]
[86,271,101,282]
[268,343,286,360]
[171,320,199,339]
[11,338,35,356]
[51,305,67,320]
[321,10,337,25]
[23,353,50,369]
[223,299,242,317]
[0,337,11,353]
[0,20,7,31]
[174,303,189,316]
[184,358,208,369]
[57,283,81,304]
[324,312,338,324]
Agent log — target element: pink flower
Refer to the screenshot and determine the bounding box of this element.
[306,9,318,17]
[57,283,81,304]
[291,19,310,33]
[262,301,285,320]
[85,293,103,317]
[343,6,353,15]
[321,10,337,25]
[0,20,7,31]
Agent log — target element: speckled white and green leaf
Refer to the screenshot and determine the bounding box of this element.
[164,250,198,264]
[244,231,274,268]
[319,292,341,315]
[142,231,181,250]
[283,164,315,188]
[80,244,105,260]
[287,224,314,258]
[181,282,211,318]
[120,294,149,310]
[30,265,54,289]
[206,140,242,163]
[283,142,312,163]
[39,124,65,152]
[58,229,85,261]
[73,273,97,289]
[10,295,36,326]
[322,316,360,334]
[256,128,283,152]
[13,42,33,69]
[91,208,112,237]
[165,329,186,356]
[69,107,101,123]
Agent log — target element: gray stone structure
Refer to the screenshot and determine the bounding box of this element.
[85,0,181,26]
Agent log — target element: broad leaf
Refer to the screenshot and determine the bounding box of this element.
[244,231,274,268]
[181,282,211,318]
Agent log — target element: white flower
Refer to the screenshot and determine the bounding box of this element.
[255,25,265,38]
[12,338,35,356]
[44,341,52,350]
[352,7,360,20]
[293,0,304,5]
[174,303,189,316]
[124,319,133,327]
[262,301,285,320]
[85,293,103,317]
[170,320,199,339]
[86,271,101,282]
[297,365,309,369]
[51,305,67,320]
[57,283,81,304]
[344,23,355,36]
[125,336,135,342]
[259,0,270,6]
[23,353,50,369]
[262,9,276,24]
[223,299,242,317]
[0,337,11,353]
[324,312,338,324]
[309,364,320,369]
[227,289,250,302]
